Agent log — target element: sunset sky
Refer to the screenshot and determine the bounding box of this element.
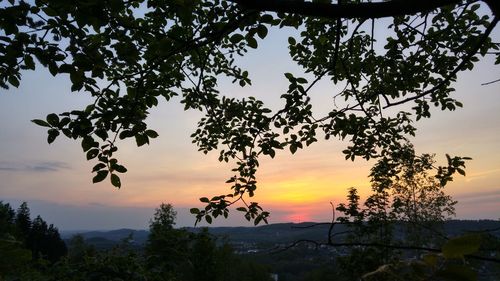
[1,23,499,230]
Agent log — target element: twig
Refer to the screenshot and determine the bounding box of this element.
[481,78,500,85]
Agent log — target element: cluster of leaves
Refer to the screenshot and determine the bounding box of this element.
[1,0,499,223]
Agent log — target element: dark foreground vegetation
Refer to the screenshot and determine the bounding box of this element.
[2,201,499,281]
[0,202,272,281]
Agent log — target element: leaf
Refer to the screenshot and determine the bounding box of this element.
[145,129,159,138]
[254,216,262,225]
[92,163,106,172]
[257,25,268,39]
[205,215,212,224]
[59,117,71,128]
[46,113,59,126]
[236,207,247,212]
[247,37,258,49]
[190,208,200,214]
[229,33,244,44]
[269,149,276,158]
[442,234,481,259]
[92,170,109,183]
[113,164,127,173]
[31,119,51,128]
[94,129,108,141]
[200,197,209,203]
[290,143,297,154]
[110,174,121,188]
[8,76,20,87]
[86,148,99,160]
[119,130,134,139]
[81,136,96,152]
[47,129,60,144]
[135,134,149,147]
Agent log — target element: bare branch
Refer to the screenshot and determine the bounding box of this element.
[481,78,500,85]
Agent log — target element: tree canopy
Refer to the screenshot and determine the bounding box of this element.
[1,0,498,224]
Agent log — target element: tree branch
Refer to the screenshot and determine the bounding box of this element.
[383,15,499,109]
[229,0,461,20]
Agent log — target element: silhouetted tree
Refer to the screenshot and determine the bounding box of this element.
[15,202,31,241]
[44,224,68,263]
[146,203,190,278]
[0,201,16,235]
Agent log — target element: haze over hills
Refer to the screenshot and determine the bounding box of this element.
[61,220,500,250]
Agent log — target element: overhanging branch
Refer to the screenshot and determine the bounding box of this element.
[229,0,462,19]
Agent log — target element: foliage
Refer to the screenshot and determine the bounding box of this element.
[15,202,32,240]
[146,203,272,281]
[333,145,462,279]
[0,202,33,278]
[0,201,67,280]
[1,202,273,280]
[1,0,498,224]
[360,234,486,281]
[326,145,500,280]
[146,203,190,277]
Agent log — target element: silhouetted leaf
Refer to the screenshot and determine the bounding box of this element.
[31,119,51,127]
[46,113,59,126]
[47,129,59,144]
[110,174,121,188]
[205,215,212,224]
[93,170,108,183]
[86,148,99,160]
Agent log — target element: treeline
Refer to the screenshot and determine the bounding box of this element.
[2,199,499,281]
[0,201,67,276]
[0,202,272,281]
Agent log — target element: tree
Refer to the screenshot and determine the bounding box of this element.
[0,201,16,235]
[334,145,464,280]
[43,223,68,262]
[0,202,67,279]
[66,234,95,263]
[1,0,498,223]
[15,202,31,241]
[146,203,191,278]
[0,202,33,279]
[28,215,49,260]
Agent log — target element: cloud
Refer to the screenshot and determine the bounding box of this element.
[0,166,17,171]
[88,202,107,207]
[455,189,500,204]
[0,161,71,172]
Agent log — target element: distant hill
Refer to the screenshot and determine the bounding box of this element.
[185,222,349,244]
[61,220,500,250]
[61,228,150,249]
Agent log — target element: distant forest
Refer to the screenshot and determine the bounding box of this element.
[2,201,499,281]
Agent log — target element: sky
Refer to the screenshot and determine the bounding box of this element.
[1,15,500,230]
